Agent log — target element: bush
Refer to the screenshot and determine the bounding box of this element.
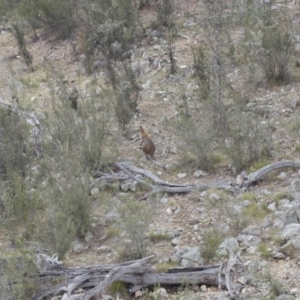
[260,24,293,84]
[223,111,273,172]
[0,249,39,299]
[177,117,218,172]
[155,0,174,28]
[38,164,91,259]
[41,209,77,259]
[201,229,222,263]
[81,0,136,65]
[242,202,268,221]
[261,271,287,297]
[43,65,112,170]
[192,46,210,100]
[0,171,41,243]
[17,0,77,38]
[114,87,137,131]
[0,108,31,179]
[240,2,294,86]
[116,197,155,260]
[11,22,33,70]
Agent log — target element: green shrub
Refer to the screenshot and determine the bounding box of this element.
[11,22,33,70]
[261,23,292,84]
[42,209,77,259]
[38,166,91,259]
[0,171,41,244]
[148,231,171,243]
[242,202,268,221]
[261,271,286,297]
[107,280,127,297]
[81,0,136,64]
[177,118,218,172]
[154,0,174,28]
[114,87,137,131]
[240,2,294,86]
[116,197,155,260]
[155,261,177,273]
[258,243,271,259]
[0,108,31,179]
[0,249,39,299]
[18,0,77,38]
[201,229,222,263]
[223,112,273,172]
[192,46,210,100]
[44,66,112,170]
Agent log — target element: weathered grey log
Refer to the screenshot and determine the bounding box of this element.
[33,254,228,300]
[82,256,153,300]
[244,160,300,189]
[95,160,300,199]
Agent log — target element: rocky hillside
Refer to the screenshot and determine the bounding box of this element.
[1,0,300,299]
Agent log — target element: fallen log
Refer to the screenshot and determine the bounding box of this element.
[94,160,300,199]
[33,248,245,300]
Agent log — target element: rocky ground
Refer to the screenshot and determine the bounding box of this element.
[1,1,300,299]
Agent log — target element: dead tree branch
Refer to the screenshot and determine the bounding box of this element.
[33,253,237,300]
[94,160,300,199]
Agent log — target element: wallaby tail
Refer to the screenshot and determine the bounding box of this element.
[148,155,165,169]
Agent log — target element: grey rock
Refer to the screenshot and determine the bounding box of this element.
[193,170,208,177]
[218,237,239,256]
[241,200,252,207]
[247,245,258,255]
[281,203,300,225]
[273,218,286,230]
[209,193,221,201]
[281,223,300,240]
[164,163,176,170]
[246,260,265,273]
[200,285,207,292]
[291,179,300,192]
[120,182,130,192]
[139,60,150,75]
[111,40,121,55]
[261,216,272,228]
[96,246,111,253]
[271,251,285,259]
[181,246,203,266]
[152,288,168,300]
[170,247,189,264]
[72,240,86,254]
[177,173,187,179]
[171,238,179,246]
[160,197,169,204]
[84,231,93,244]
[243,225,261,236]
[237,235,261,247]
[281,235,300,258]
[278,199,292,211]
[277,172,288,180]
[268,202,277,212]
[90,187,101,198]
[105,209,119,223]
[130,181,138,192]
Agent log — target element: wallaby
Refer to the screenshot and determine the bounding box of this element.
[139,126,165,168]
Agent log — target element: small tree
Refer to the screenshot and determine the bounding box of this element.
[11,22,33,70]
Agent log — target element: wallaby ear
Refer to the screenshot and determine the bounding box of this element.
[140,126,143,131]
